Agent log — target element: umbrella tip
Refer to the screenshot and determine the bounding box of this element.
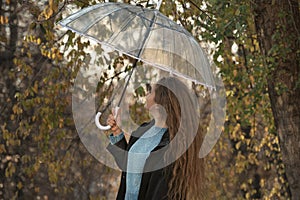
[156,0,162,10]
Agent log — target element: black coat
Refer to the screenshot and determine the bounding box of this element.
[107,120,172,200]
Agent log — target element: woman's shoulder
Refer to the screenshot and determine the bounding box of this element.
[140,120,155,127]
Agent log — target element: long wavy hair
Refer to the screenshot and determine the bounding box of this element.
[154,77,206,199]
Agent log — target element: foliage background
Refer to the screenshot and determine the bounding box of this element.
[0,0,298,199]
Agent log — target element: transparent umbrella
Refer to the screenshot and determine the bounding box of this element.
[59,1,216,130]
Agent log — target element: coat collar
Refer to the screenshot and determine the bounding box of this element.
[129,120,170,149]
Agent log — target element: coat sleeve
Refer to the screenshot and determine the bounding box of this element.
[106,135,128,171]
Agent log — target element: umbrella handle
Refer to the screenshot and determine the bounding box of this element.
[95,107,120,131]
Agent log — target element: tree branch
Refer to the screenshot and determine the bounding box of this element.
[186,0,213,21]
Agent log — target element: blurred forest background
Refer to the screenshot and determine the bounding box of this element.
[0,0,299,199]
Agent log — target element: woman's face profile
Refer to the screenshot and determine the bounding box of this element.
[145,84,156,110]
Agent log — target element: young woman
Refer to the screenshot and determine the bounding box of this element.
[107,77,206,200]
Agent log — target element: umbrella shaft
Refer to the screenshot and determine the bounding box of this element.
[117,60,137,107]
[117,13,157,107]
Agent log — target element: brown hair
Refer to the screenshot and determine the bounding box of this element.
[154,77,206,199]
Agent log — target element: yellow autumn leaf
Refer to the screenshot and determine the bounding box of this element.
[10,114,15,120]
[44,7,54,20]
[56,52,63,60]
[0,16,4,24]
[34,187,40,193]
[32,81,38,94]
[59,118,64,128]
[36,38,41,45]
[260,179,265,187]
[249,75,254,83]
[29,35,34,42]
[12,104,19,114]
[5,162,16,178]
[0,15,8,24]
[17,182,23,189]
[240,183,247,190]
[235,141,241,150]
[233,69,238,77]
[51,53,56,60]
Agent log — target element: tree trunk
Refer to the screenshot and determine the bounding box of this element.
[252,0,300,199]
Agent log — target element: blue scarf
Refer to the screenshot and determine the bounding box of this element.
[125,126,167,200]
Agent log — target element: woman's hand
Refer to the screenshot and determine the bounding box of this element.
[107,110,122,136]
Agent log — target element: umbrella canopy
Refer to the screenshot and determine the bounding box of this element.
[59,2,215,89]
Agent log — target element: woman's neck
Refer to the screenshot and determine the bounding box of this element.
[154,120,167,128]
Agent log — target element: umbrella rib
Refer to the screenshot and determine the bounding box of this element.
[81,6,130,34]
[195,40,212,87]
[137,11,158,60]
[155,13,192,35]
[162,19,166,68]
[59,3,107,26]
[170,17,175,74]
[201,41,215,87]
[108,8,149,44]
[187,36,198,82]
[108,14,137,44]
